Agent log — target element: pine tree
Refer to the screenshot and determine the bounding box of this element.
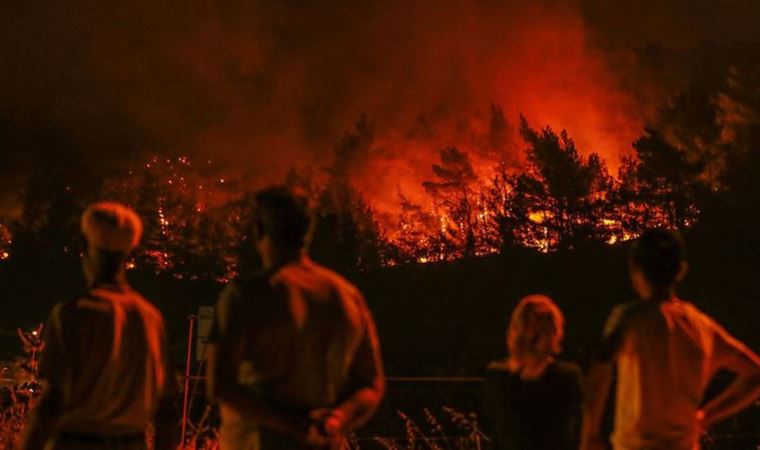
[516,117,613,250]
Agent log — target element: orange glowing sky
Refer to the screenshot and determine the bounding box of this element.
[5,0,760,220]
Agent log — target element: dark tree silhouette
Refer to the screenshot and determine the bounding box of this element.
[655,86,722,182]
[697,64,760,254]
[621,128,705,230]
[516,117,613,250]
[422,146,488,258]
[391,192,441,263]
[312,115,386,273]
[484,167,532,251]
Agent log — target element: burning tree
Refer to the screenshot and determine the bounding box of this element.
[100,155,242,280]
[508,117,615,250]
[483,167,532,251]
[700,64,760,247]
[421,146,491,259]
[616,128,704,231]
[310,115,388,272]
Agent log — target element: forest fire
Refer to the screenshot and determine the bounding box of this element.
[1,0,758,278]
[53,114,695,276]
[3,1,760,449]
[0,87,726,277]
[0,100,709,276]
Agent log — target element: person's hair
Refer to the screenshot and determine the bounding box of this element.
[252,186,313,251]
[507,295,565,362]
[629,228,687,287]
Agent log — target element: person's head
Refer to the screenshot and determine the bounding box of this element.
[507,295,565,364]
[251,186,313,267]
[628,228,688,300]
[80,202,142,285]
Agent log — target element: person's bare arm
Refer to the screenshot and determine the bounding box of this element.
[581,304,628,450]
[21,386,62,450]
[321,300,386,435]
[581,361,613,450]
[334,330,385,430]
[701,325,760,428]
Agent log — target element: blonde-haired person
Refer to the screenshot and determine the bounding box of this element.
[485,295,582,450]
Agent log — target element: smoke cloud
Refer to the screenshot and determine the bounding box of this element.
[2,0,759,217]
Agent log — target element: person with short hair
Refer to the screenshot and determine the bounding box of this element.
[206,186,385,450]
[581,229,760,450]
[22,202,176,450]
[485,295,582,450]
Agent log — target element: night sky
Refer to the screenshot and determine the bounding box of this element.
[2,0,760,217]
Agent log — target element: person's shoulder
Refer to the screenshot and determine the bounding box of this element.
[216,272,279,320]
[300,258,365,303]
[605,299,654,331]
[48,290,114,329]
[63,289,112,313]
[54,294,85,312]
[91,286,166,328]
[668,298,723,330]
[303,258,358,288]
[612,299,654,317]
[668,298,707,316]
[220,277,244,299]
[47,295,81,323]
[128,290,165,324]
[221,273,264,302]
[549,360,582,386]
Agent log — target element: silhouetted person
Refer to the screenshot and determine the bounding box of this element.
[485,295,582,450]
[206,186,385,450]
[581,229,760,450]
[22,202,176,450]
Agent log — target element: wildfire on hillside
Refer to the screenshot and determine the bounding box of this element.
[0,116,697,276]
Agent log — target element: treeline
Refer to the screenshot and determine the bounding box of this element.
[309,62,760,267]
[2,62,760,279]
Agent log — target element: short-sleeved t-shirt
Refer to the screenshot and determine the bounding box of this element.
[209,256,382,449]
[484,360,582,450]
[602,298,746,450]
[40,283,168,435]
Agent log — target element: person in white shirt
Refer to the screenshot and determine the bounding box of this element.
[582,229,760,450]
[22,202,176,450]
